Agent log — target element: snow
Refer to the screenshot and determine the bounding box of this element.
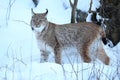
[0,0,120,80]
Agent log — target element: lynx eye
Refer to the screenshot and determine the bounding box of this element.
[33,19,36,22]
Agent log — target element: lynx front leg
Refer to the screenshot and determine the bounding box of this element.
[80,42,92,63]
[54,44,61,64]
[40,50,49,63]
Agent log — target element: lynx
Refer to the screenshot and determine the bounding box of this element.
[30,9,110,65]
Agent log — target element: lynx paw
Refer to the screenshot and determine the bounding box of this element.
[40,50,50,63]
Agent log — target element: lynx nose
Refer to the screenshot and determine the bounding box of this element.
[32,27,34,30]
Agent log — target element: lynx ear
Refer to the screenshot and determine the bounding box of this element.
[44,9,48,16]
[31,8,36,15]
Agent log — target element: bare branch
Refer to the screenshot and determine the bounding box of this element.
[6,0,16,26]
[69,0,78,23]
[74,0,78,8]
[69,0,73,8]
[69,0,78,8]
[13,20,30,26]
[88,0,95,13]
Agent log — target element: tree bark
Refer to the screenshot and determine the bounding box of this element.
[99,0,120,46]
[69,0,78,23]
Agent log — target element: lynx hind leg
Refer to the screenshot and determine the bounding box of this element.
[96,42,110,65]
[40,50,50,63]
[79,43,92,63]
[54,44,61,64]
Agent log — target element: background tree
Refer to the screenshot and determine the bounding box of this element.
[69,0,78,23]
[98,0,120,46]
[88,0,100,24]
[76,9,88,23]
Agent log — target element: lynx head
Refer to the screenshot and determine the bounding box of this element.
[31,8,48,32]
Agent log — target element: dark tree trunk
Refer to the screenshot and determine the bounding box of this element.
[69,0,78,23]
[98,0,120,46]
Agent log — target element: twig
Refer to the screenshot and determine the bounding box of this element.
[6,0,16,26]
[13,20,30,26]
[15,58,27,66]
[63,49,78,80]
[89,0,94,13]
[61,64,67,80]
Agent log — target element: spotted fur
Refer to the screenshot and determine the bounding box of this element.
[30,9,110,65]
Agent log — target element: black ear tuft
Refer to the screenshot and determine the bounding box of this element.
[31,8,36,15]
[46,9,48,14]
[45,9,48,15]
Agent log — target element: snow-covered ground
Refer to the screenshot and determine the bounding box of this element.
[0,0,120,80]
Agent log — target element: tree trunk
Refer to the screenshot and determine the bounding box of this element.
[69,0,78,23]
[98,0,120,46]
